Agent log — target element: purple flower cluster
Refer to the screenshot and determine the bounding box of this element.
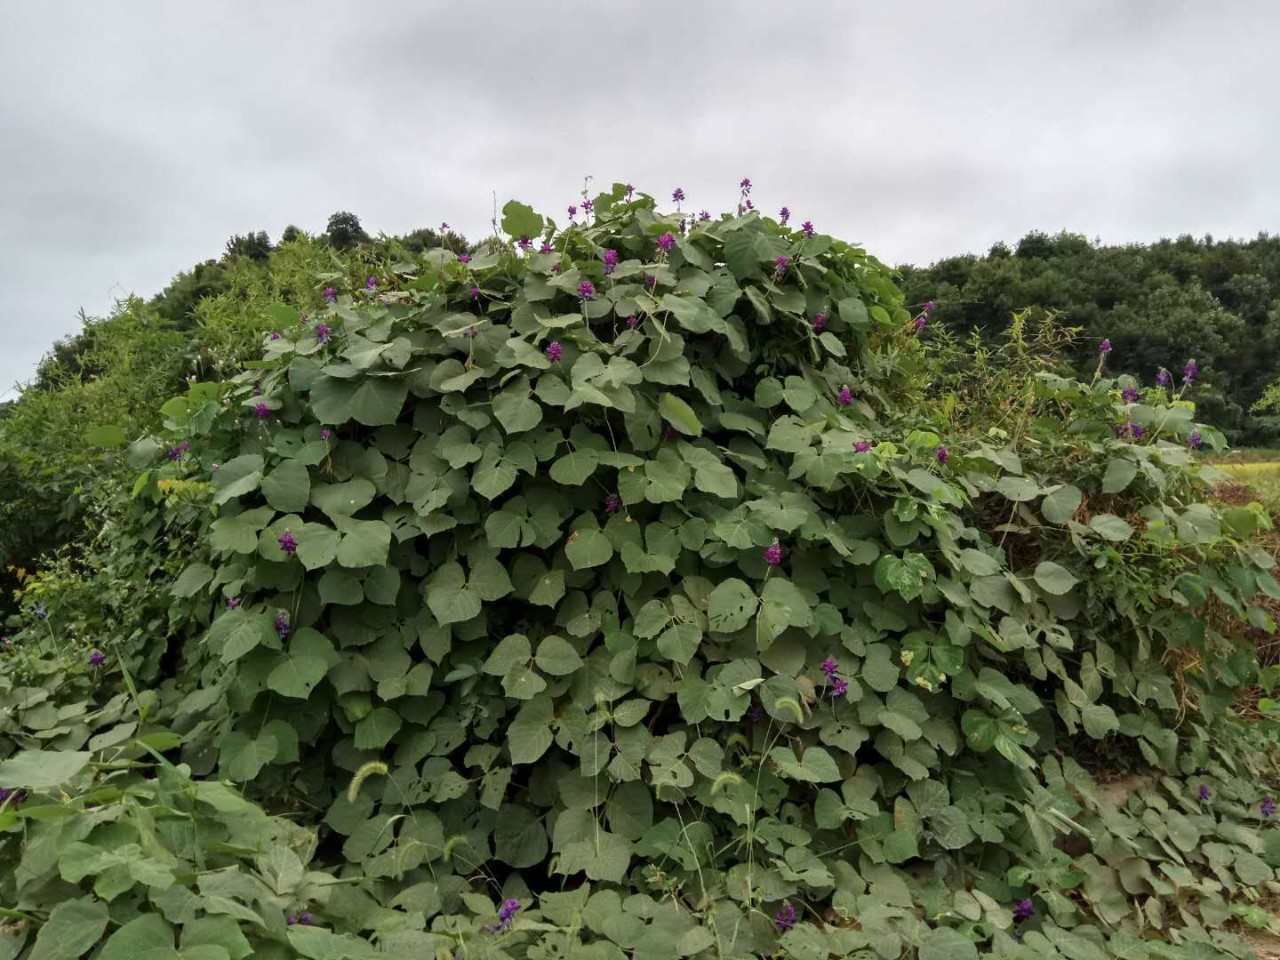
[774,255,789,281]
[89,650,106,667]
[854,440,872,453]
[1099,339,1112,354]
[913,300,936,330]
[470,285,481,299]
[321,428,332,440]
[698,210,711,222]
[672,187,685,203]
[0,787,27,807]
[779,206,791,226]
[1114,421,1145,440]
[625,184,635,201]
[604,493,623,514]
[820,657,849,699]
[254,402,271,420]
[1189,430,1203,450]
[578,281,595,301]
[458,253,472,264]
[1198,784,1211,802]
[315,323,332,345]
[167,440,192,461]
[275,611,291,641]
[936,445,949,464]
[812,311,827,332]
[837,386,853,407]
[626,315,641,330]
[763,539,783,567]
[581,199,594,215]
[546,341,563,363]
[365,276,377,291]
[1014,899,1035,922]
[1156,367,1172,386]
[226,597,242,610]
[775,901,797,932]
[567,205,578,221]
[497,898,521,929]
[278,530,298,556]
[1183,359,1198,385]
[657,232,676,253]
[323,287,338,302]
[602,249,619,275]
[801,221,815,239]
[286,912,313,926]
[746,700,765,722]
[1263,796,1276,818]
[270,331,281,340]
[517,235,533,251]
[540,242,555,254]
[1121,386,1139,404]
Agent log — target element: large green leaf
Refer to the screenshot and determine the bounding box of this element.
[0,750,92,788]
[261,459,311,512]
[27,897,109,960]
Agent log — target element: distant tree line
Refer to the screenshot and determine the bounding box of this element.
[898,230,1280,443]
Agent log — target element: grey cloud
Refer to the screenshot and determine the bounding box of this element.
[2,0,1278,396]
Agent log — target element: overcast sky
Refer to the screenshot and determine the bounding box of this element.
[2,0,1277,396]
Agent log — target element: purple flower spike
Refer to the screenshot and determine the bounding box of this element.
[698,210,711,222]
[935,445,949,465]
[458,253,472,264]
[820,657,839,678]
[830,676,849,699]
[275,611,291,641]
[365,276,377,290]
[604,493,623,514]
[914,314,928,331]
[763,540,782,567]
[1014,899,1035,922]
[602,249,619,275]
[812,311,827,332]
[779,206,791,226]
[322,287,338,302]
[1183,359,1198,385]
[672,187,685,203]
[657,232,676,253]
[625,184,635,201]
[854,440,872,453]
[287,911,313,927]
[498,898,521,928]
[226,597,242,610]
[578,280,595,301]
[837,386,853,407]
[517,235,533,251]
[270,331,281,340]
[774,255,789,280]
[746,701,765,722]
[801,221,815,239]
[540,242,555,254]
[254,402,271,420]
[278,530,298,556]
[1130,423,1145,439]
[744,198,754,211]
[1156,367,1171,386]
[321,428,332,440]
[567,205,578,219]
[582,199,594,214]
[441,222,450,231]
[89,650,106,667]
[923,300,936,313]
[546,341,563,363]
[315,323,332,345]
[775,901,797,933]
[470,286,481,299]
[1121,386,1139,404]
[1198,784,1211,802]
[1189,431,1203,450]
[1099,339,1112,353]
[740,177,752,193]
[626,315,641,329]
[1263,796,1277,818]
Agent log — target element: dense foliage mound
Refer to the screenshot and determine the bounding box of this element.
[3,184,1280,960]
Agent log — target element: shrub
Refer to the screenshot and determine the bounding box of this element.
[2,183,1277,959]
